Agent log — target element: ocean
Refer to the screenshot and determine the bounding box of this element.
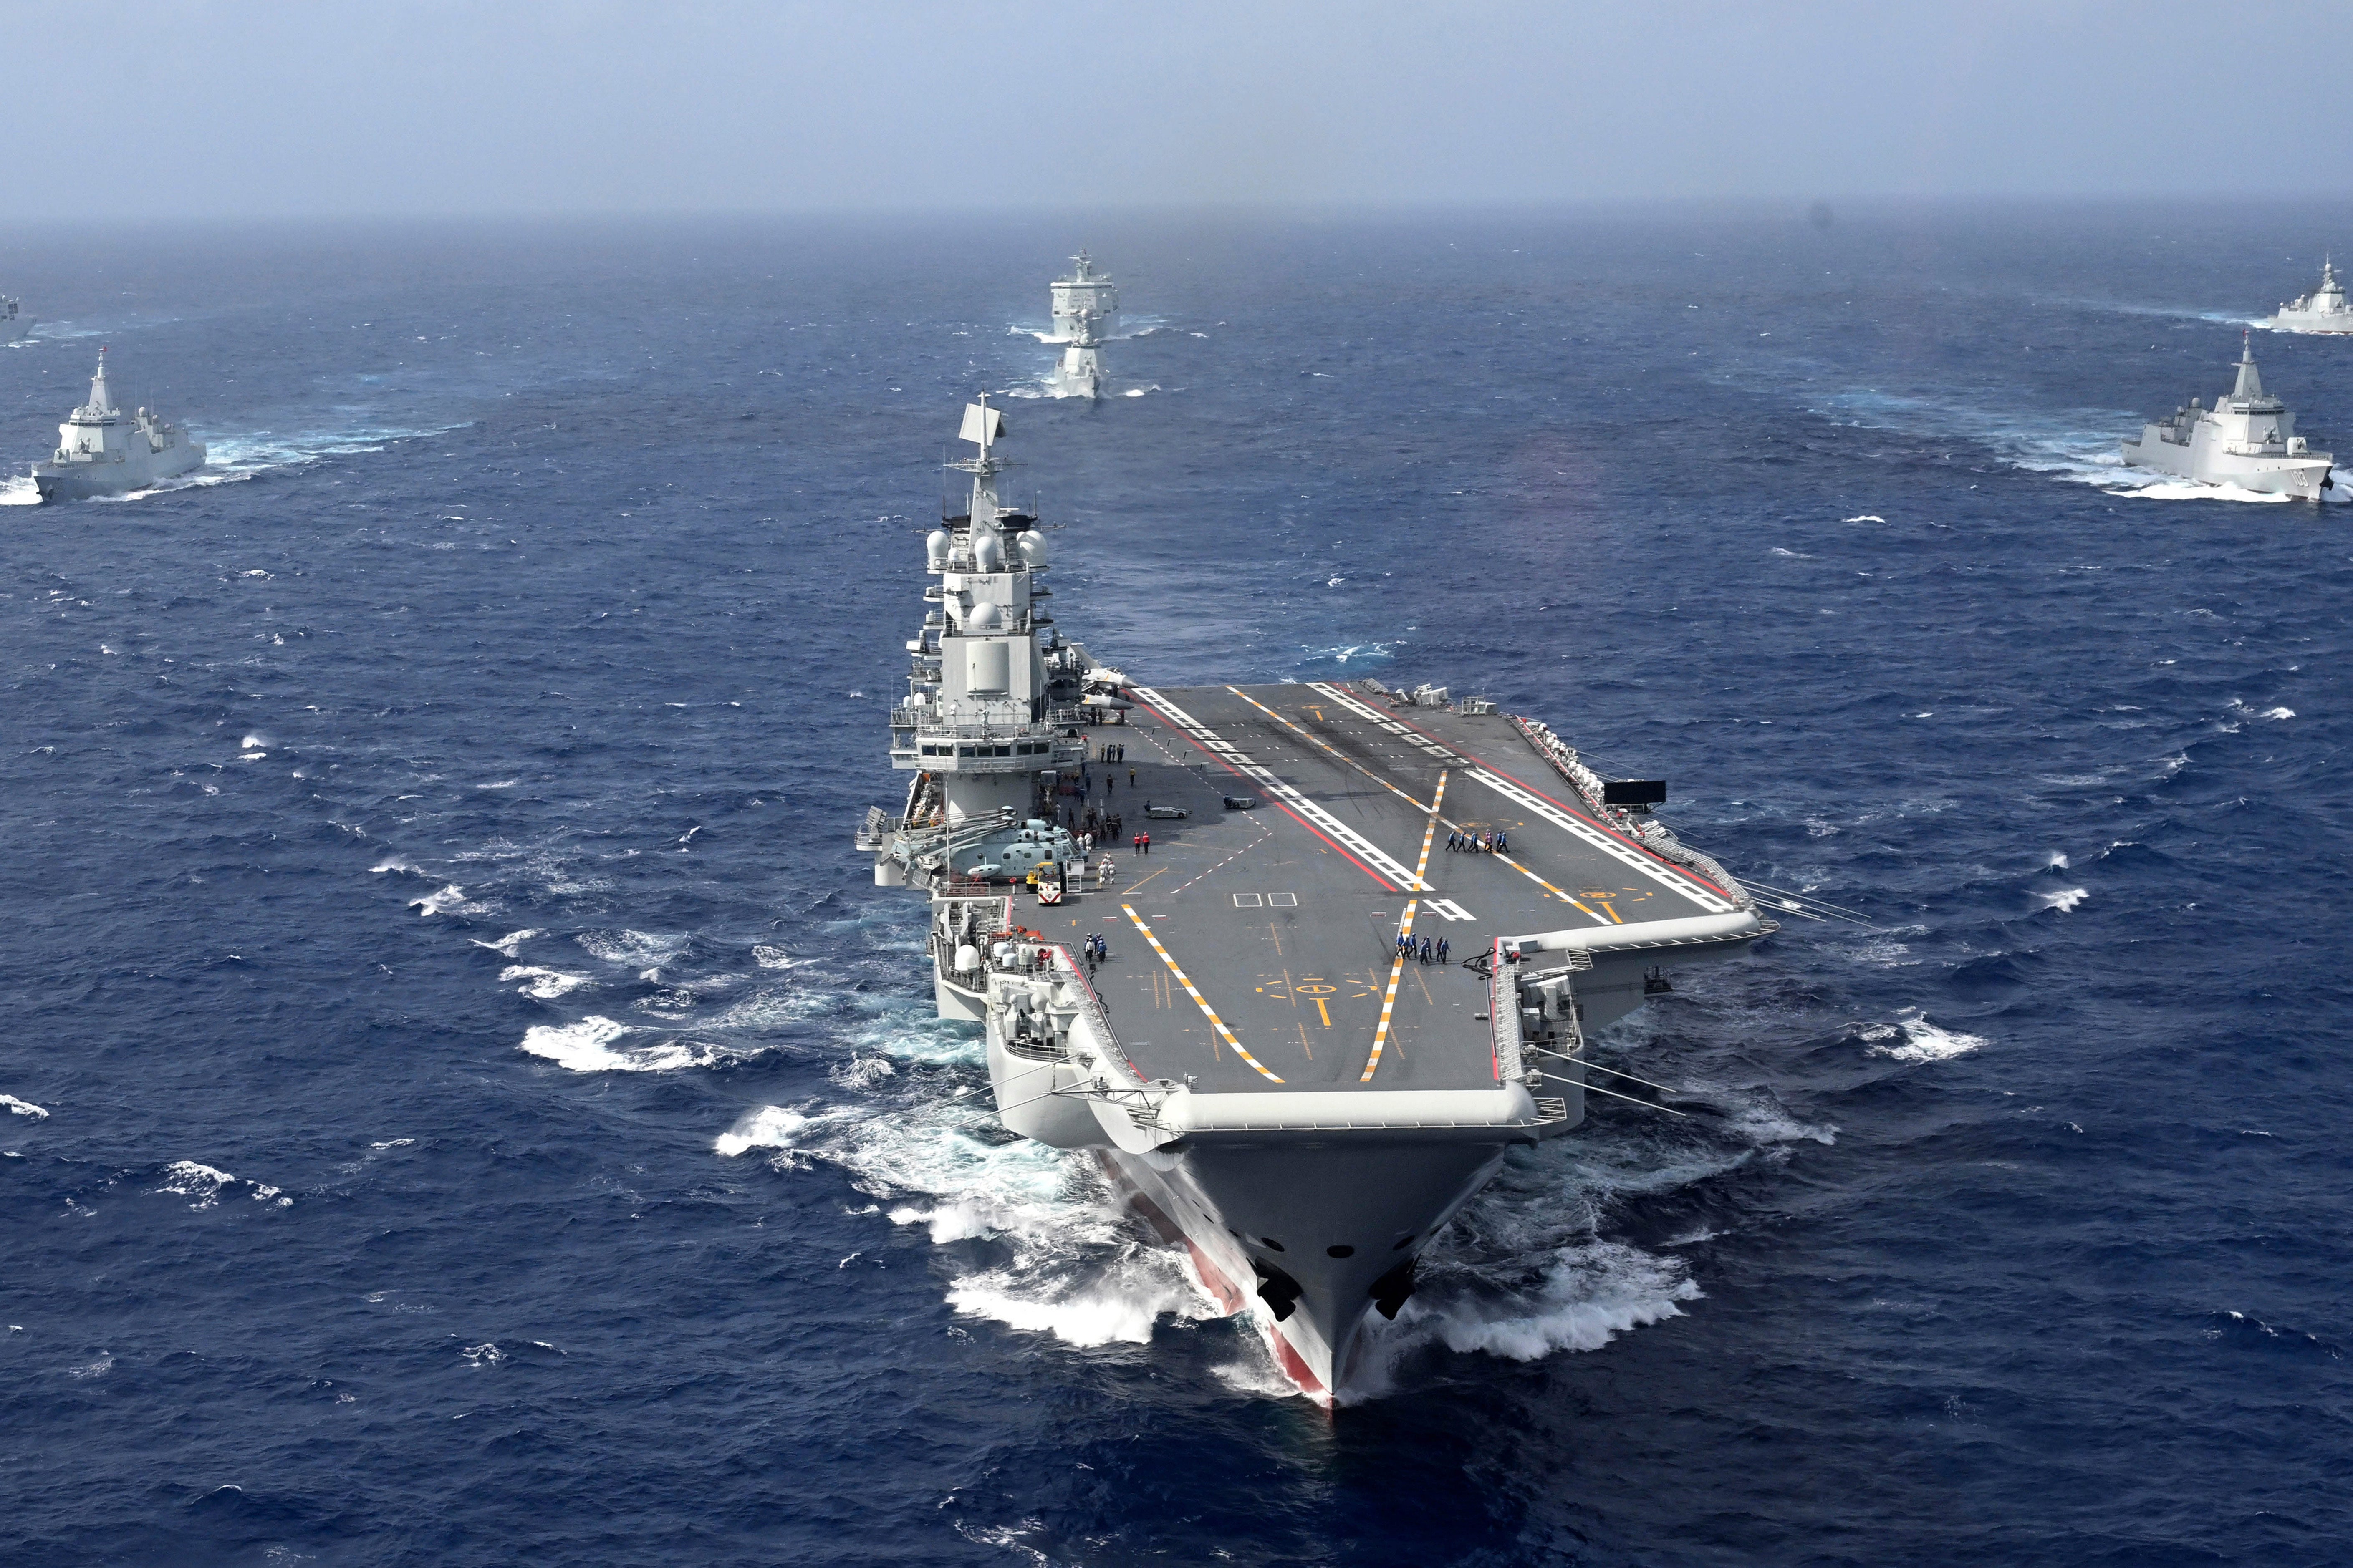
[1,205,2346,1566]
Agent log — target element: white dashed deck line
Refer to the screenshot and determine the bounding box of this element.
[1135,687,1429,892]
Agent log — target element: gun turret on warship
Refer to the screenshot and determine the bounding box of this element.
[1046,251,1118,399]
[2120,336,2332,500]
[856,398,1777,1401]
[2266,257,2353,335]
[31,348,205,502]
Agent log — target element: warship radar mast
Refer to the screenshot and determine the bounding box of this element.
[1047,251,1119,398]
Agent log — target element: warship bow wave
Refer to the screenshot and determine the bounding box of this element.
[857,399,1775,1400]
[2120,336,2332,499]
[2266,257,2353,335]
[32,348,205,502]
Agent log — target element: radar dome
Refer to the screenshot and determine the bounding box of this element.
[972,529,1006,571]
[926,529,950,568]
[1017,532,1049,567]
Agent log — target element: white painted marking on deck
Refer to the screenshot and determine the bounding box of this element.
[1135,688,1428,892]
[1306,682,1736,915]
[1122,904,1284,1084]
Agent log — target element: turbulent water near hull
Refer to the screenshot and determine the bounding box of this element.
[2,208,2348,1566]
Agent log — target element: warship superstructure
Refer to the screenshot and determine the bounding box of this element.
[0,295,28,341]
[1045,252,1118,398]
[2267,258,2353,334]
[2120,336,2332,499]
[857,398,1777,1401]
[31,348,205,502]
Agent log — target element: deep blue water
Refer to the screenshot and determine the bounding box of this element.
[2,207,2348,1567]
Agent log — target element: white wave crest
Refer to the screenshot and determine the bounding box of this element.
[1842,513,1886,523]
[500,965,591,1000]
[155,1160,293,1209]
[1860,1007,1988,1063]
[3,1094,48,1120]
[575,929,689,968]
[409,884,473,917]
[472,929,543,957]
[519,1015,734,1073]
[2037,887,2089,913]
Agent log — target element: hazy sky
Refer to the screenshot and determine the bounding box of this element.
[5,0,2348,219]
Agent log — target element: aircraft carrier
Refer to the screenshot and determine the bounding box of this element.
[858,398,1775,1400]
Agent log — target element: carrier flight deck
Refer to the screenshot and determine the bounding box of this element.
[1073,681,1740,1097]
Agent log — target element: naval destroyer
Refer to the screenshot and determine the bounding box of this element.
[1045,252,1118,398]
[2120,336,2332,499]
[1,294,28,342]
[2266,258,2353,335]
[856,397,1777,1400]
[31,348,205,502]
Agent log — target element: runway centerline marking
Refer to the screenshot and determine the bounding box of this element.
[1364,770,1446,1083]
[1123,904,1283,1084]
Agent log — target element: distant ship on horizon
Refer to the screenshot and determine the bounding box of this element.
[2265,257,2353,335]
[1,293,29,342]
[30,348,206,502]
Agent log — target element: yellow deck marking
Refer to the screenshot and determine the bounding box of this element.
[1596,900,1623,924]
[1567,899,1606,923]
[1315,998,1332,1026]
[1364,772,1447,1082]
[1297,1021,1314,1059]
[1232,686,1589,915]
[1123,904,1283,1084]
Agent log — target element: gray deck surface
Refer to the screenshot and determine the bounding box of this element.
[1041,682,1734,1095]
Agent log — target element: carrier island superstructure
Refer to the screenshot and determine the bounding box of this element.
[1046,252,1118,398]
[857,399,1775,1401]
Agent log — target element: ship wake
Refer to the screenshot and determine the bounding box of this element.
[719,1008,1222,1353]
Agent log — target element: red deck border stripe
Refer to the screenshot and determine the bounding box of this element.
[1353,695,1740,904]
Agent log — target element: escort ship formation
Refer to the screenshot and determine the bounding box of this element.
[856,397,1776,1400]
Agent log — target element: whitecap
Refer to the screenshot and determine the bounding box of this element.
[750,944,806,970]
[2037,887,2089,913]
[369,856,418,875]
[2,1094,48,1120]
[1842,514,1886,523]
[500,964,591,1000]
[518,1015,732,1072]
[471,929,542,958]
[576,928,689,967]
[409,884,471,917]
[156,1160,237,1209]
[1860,1008,1988,1063]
